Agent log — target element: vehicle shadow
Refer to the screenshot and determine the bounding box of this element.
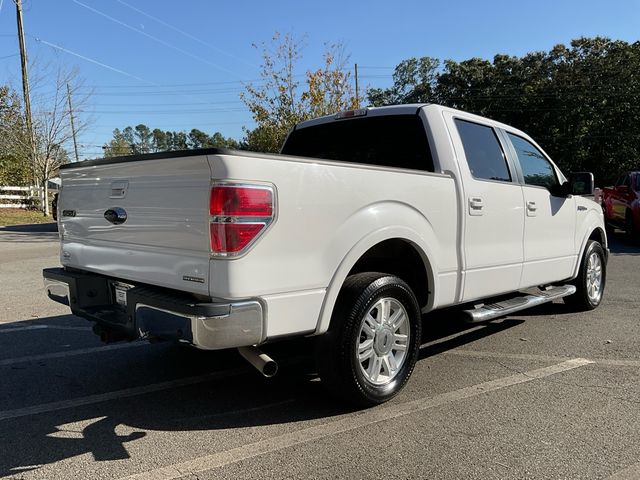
[419,310,523,359]
[0,311,515,476]
[608,230,640,255]
[0,222,59,244]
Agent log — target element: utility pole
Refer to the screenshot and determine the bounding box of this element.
[354,63,360,108]
[66,83,80,163]
[15,0,41,209]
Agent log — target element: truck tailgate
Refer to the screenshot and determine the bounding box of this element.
[58,153,212,295]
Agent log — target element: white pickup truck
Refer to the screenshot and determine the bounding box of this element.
[43,104,607,406]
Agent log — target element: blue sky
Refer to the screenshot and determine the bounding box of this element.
[1,0,639,160]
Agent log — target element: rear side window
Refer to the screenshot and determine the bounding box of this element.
[507,133,558,189]
[636,175,640,191]
[281,114,434,172]
[454,119,511,182]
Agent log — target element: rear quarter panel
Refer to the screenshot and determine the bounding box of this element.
[207,153,459,336]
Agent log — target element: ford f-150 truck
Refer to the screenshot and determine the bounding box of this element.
[602,171,640,238]
[43,104,607,406]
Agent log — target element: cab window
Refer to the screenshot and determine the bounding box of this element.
[507,133,558,189]
[454,119,511,182]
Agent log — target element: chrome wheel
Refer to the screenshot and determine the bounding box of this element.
[357,297,410,385]
[586,252,603,304]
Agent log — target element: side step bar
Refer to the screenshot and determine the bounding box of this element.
[463,285,576,323]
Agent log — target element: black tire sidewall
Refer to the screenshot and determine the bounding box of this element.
[578,240,606,309]
[343,276,421,404]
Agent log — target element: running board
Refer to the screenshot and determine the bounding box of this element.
[463,285,577,323]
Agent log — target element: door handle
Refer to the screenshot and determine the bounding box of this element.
[527,201,537,212]
[469,197,484,216]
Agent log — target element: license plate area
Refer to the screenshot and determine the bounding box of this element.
[111,281,134,308]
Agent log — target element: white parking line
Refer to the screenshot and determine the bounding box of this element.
[45,325,94,332]
[0,324,92,333]
[120,358,594,480]
[608,461,640,479]
[0,325,48,333]
[0,367,248,422]
[445,349,640,368]
[0,341,148,367]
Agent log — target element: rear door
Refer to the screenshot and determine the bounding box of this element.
[445,114,525,302]
[58,153,213,295]
[503,132,576,287]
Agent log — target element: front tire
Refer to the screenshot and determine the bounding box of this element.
[564,240,606,311]
[625,211,638,242]
[316,273,422,407]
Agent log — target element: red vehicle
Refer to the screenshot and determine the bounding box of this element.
[602,171,640,238]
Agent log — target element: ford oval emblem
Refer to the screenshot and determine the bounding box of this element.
[104,207,127,225]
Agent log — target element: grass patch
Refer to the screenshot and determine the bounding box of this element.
[0,209,54,226]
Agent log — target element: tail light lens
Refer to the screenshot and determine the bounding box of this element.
[210,186,273,217]
[209,183,275,257]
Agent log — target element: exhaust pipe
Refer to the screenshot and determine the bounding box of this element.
[238,346,278,378]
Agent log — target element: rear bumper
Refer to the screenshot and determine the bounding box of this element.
[42,267,264,350]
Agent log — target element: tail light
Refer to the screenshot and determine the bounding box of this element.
[209,183,275,257]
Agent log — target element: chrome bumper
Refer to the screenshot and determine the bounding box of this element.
[135,300,264,350]
[42,267,264,350]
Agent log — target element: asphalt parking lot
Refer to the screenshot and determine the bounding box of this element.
[1,223,639,480]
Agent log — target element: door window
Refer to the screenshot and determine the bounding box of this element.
[454,119,511,182]
[508,133,558,189]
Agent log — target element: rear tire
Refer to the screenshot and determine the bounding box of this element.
[316,273,422,407]
[564,240,606,311]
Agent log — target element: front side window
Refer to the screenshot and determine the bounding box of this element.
[508,133,558,189]
[454,119,511,182]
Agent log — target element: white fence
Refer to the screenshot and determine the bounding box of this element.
[0,186,44,209]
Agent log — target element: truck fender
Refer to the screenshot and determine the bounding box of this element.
[314,202,439,336]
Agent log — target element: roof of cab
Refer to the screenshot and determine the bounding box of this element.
[294,104,429,130]
[293,103,528,137]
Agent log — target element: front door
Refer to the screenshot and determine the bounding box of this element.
[505,132,576,287]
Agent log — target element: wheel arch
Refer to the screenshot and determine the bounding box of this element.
[572,223,608,279]
[314,230,437,336]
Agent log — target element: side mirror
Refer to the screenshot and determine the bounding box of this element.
[569,172,594,196]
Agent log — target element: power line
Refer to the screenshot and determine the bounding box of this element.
[91,120,249,128]
[78,75,305,89]
[115,0,256,69]
[31,34,241,114]
[34,37,156,85]
[72,0,240,78]
[37,88,248,96]
[82,108,247,114]
[88,100,244,107]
